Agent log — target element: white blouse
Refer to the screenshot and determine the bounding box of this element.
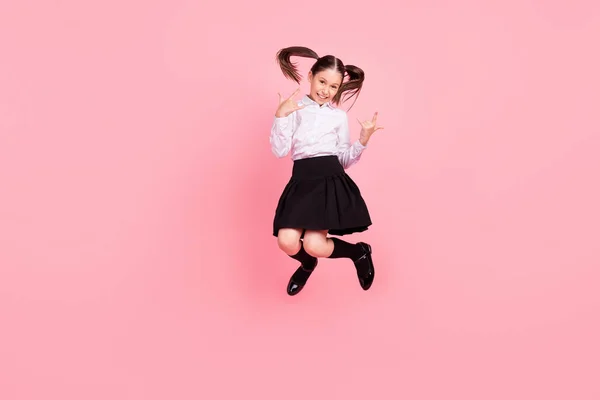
[269,95,367,169]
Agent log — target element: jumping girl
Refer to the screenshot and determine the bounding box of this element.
[270,46,383,296]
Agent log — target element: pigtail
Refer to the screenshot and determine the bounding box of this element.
[276,46,320,84]
[334,64,365,110]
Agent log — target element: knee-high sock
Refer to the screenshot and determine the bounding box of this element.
[327,237,364,261]
[289,241,317,269]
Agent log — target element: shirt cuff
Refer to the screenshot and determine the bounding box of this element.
[274,115,290,129]
[354,139,367,150]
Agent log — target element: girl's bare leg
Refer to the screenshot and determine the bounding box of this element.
[277,228,303,255]
[302,230,334,258]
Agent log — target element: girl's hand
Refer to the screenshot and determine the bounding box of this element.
[358,112,384,146]
[275,88,305,118]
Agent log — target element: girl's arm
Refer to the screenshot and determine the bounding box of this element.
[270,113,297,158]
[270,88,305,158]
[336,112,366,169]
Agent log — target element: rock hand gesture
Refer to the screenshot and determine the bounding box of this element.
[275,88,305,118]
[358,112,384,146]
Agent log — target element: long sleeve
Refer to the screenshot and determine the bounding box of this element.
[269,113,297,158]
[336,112,366,169]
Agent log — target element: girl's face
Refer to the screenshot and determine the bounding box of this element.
[308,68,343,105]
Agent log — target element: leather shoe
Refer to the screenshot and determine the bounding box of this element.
[353,242,374,290]
[286,259,318,296]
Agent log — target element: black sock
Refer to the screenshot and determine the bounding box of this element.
[289,241,317,269]
[327,237,364,261]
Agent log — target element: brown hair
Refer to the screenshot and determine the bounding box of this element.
[275,46,365,109]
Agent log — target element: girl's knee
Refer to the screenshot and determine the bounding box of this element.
[303,235,328,257]
[277,230,302,255]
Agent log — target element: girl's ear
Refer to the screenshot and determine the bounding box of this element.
[307,71,313,81]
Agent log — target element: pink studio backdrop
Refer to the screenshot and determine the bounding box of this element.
[1,0,599,399]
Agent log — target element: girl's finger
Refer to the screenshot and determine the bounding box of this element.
[288,87,301,100]
[372,112,378,124]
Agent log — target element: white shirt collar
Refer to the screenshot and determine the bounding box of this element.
[301,95,336,109]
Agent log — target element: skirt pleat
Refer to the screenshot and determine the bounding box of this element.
[272,155,372,237]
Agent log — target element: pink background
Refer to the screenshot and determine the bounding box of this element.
[1,0,599,399]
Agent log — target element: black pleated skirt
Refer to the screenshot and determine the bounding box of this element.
[273,155,372,237]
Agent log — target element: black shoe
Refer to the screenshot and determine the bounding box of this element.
[354,243,374,290]
[287,259,318,296]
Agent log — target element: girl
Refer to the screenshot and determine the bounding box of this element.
[270,46,383,296]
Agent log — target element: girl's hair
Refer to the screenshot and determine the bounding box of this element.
[275,46,365,109]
